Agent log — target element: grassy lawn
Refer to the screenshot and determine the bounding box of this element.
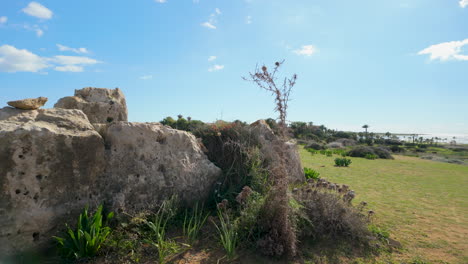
[299,148,468,264]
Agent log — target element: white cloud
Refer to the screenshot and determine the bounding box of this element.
[0,45,49,72]
[140,75,153,80]
[22,2,53,20]
[36,28,43,37]
[201,22,216,29]
[57,44,89,54]
[418,39,468,61]
[0,16,7,24]
[208,64,224,72]
[52,55,100,65]
[155,0,167,3]
[201,8,221,29]
[460,0,468,8]
[54,65,83,72]
[208,56,217,61]
[246,15,252,24]
[293,45,318,56]
[0,44,100,73]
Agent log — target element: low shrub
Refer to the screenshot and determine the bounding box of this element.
[304,167,320,180]
[390,145,404,153]
[365,153,378,160]
[348,146,393,159]
[335,158,352,167]
[305,141,324,150]
[293,182,371,242]
[326,142,344,149]
[54,205,114,259]
[335,138,357,146]
[306,148,318,155]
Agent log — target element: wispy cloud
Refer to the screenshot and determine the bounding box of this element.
[201,8,221,29]
[246,15,252,24]
[140,75,153,80]
[22,24,45,37]
[57,44,89,54]
[418,39,468,61]
[54,65,84,72]
[0,16,7,24]
[155,0,167,3]
[208,56,217,61]
[460,0,468,8]
[293,45,318,56]
[0,44,101,73]
[208,64,224,72]
[22,2,53,20]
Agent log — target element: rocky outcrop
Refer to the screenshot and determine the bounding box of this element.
[98,122,221,212]
[0,107,106,254]
[54,87,127,123]
[0,93,221,255]
[250,120,304,183]
[7,97,48,110]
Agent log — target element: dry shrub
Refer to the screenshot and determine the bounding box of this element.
[293,179,371,243]
[255,140,297,258]
[348,146,393,159]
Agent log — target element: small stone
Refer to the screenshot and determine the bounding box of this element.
[7,97,48,110]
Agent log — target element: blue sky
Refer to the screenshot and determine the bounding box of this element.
[1,0,467,134]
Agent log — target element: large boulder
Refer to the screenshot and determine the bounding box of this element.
[54,87,127,123]
[0,106,222,256]
[0,107,106,255]
[97,122,222,213]
[250,120,304,183]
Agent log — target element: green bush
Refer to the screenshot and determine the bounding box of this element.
[304,167,320,180]
[54,205,113,259]
[335,158,352,167]
[365,153,378,160]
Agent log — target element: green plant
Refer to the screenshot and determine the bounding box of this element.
[368,224,390,244]
[213,210,238,259]
[183,203,209,243]
[145,196,180,264]
[335,158,352,167]
[304,167,320,180]
[326,150,333,157]
[54,205,114,259]
[365,153,378,160]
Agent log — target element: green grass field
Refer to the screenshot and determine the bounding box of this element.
[299,148,468,264]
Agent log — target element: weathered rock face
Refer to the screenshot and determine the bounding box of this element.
[7,97,48,110]
[0,107,106,254]
[98,122,222,213]
[0,106,222,255]
[54,87,127,123]
[250,120,304,183]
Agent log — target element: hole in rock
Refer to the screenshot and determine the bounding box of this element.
[33,232,39,242]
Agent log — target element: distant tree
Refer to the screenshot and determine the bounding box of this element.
[362,124,369,134]
[187,116,192,122]
[385,132,391,139]
[243,60,297,137]
[177,114,183,120]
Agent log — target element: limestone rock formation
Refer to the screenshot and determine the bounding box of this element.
[0,104,222,255]
[0,107,106,254]
[55,87,127,123]
[98,122,222,212]
[250,120,304,183]
[7,97,48,110]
